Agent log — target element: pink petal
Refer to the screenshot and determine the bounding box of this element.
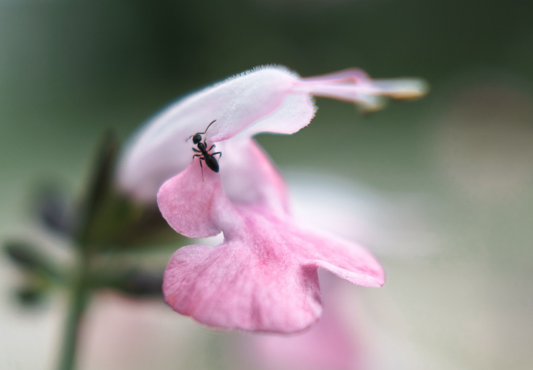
[163,207,382,333]
[294,228,385,287]
[295,68,428,112]
[157,139,289,237]
[240,93,316,137]
[163,240,322,333]
[221,139,290,217]
[302,68,374,85]
[157,162,234,238]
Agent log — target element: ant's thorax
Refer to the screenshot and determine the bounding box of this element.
[197,141,207,151]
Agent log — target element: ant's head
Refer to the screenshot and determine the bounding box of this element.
[187,120,216,144]
[192,133,202,144]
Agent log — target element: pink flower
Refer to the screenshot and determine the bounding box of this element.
[117,66,427,333]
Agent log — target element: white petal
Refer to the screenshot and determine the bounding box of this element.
[117,66,300,201]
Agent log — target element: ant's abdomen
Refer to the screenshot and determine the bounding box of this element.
[205,156,219,173]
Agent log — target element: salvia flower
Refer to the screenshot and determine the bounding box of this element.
[117,66,426,333]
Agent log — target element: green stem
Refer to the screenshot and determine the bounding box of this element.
[56,134,118,370]
[58,252,90,370]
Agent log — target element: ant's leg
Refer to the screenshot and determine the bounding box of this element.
[208,144,216,151]
[193,148,201,153]
[199,158,205,181]
[191,154,201,164]
[212,152,222,159]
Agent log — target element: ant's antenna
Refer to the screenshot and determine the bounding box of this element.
[186,120,217,142]
[204,119,216,134]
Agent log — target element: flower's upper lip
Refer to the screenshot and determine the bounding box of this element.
[116,67,308,201]
[116,65,427,202]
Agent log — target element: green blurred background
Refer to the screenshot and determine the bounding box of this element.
[1,0,533,369]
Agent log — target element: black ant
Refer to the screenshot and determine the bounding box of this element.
[187,120,222,179]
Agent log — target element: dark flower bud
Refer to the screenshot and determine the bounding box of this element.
[16,286,45,307]
[3,240,63,281]
[118,269,163,298]
[5,241,42,270]
[35,188,74,235]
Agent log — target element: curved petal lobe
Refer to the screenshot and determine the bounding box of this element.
[163,241,322,333]
[157,162,235,238]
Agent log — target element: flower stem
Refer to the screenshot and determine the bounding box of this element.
[58,251,90,370]
[57,134,118,370]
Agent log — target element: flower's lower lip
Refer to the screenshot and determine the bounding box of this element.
[158,139,384,332]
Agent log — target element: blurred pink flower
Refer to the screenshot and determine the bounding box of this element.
[241,272,361,370]
[117,66,427,333]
